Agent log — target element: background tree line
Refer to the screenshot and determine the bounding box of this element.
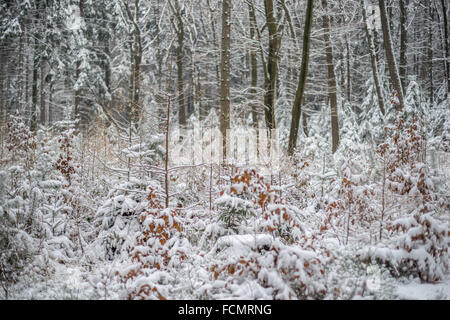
[0,0,448,153]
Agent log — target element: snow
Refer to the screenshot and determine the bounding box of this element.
[1,5,450,299]
[396,275,450,300]
[212,234,273,256]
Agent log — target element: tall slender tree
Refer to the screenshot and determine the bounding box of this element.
[262,0,281,131]
[322,0,339,153]
[248,1,259,130]
[288,0,314,155]
[378,0,404,111]
[399,0,408,92]
[219,0,231,160]
[440,0,449,96]
[361,0,385,115]
[169,0,186,127]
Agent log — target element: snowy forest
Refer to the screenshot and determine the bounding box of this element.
[0,0,449,300]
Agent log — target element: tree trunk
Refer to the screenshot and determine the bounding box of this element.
[428,5,433,103]
[155,1,162,90]
[102,11,112,109]
[0,38,7,124]
[206,0,221,107]
[322,0,339,154]
[440,0,449,96]
[302,96,308,137]
[219,0,231,160]
[287,0,313,155]
[39,2,47,126]
[133,0,142,126]
[378,0,404,111]
[31,36,39,132]
[124,0,142,128]
[361,0,386,115]
[17,28,25,112]
[175,3,186,127]
[346,37,351,104]
[40,59,47,125]
[74,0,84,126]
[248,2,259,130]
[25,32,30,117]
[399,0,408,92]
[48,83,54,124]
[263,0,279,130]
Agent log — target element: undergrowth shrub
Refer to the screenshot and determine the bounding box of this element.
[215,168,303,242]
[200,235,327,299]
[321,150,376,244]
[93,178,150,261]
[118,187,188,299]
[359,115,448,282]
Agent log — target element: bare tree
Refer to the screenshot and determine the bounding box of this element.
[440,0,449,96]
[361,0,385,115]
[248,1,259,130]
[262,0,282,131]
[378,0,404,111]
[219,0,231,159]
[169,0,186,127]
[399,0,408,92]
[288,0,314,155]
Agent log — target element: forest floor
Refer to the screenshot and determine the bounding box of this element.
[5,249,449,300]
[395,274,450,300]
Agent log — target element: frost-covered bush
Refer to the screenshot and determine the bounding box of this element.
[34,131,75,261]
[358,212,448,282]
[0,211,35,297]
[117,187,189,299]
[322,149,377,244]
[122,133,165,168]
[0,116,36,288]
[215,168,304,242]
[53,128,93,257]
[0,116,50,295]
[359,114,448,282]
[93,178,151,261]
[199,235,327,299]
[4,113,36,170]
[215,169,258,231]
[284,147,315,209]
[358,83,385,145]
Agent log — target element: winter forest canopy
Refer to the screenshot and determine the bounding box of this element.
[0,0,449,300]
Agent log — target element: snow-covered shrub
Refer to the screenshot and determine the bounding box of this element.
[35,132,75,264]
[403,80,426,120]
[216,168,304,242]
[358,213,448,282]
[261,203,304,243]
[0,115,43,295]
[358,83,385,145]
[381,117,425,195]
[118,187,188,299]
[4,113,36,170]
[0,209,35,297]
[122,133,165,170]
[55,129,91,217]
[215,169,258,231]
[93,178,150,261]
[359,114,448,282]
[322,149,376,244]
[56,129,77,187]
[54,129,93,257]
[284,147,315,208]
[200,235,327,299]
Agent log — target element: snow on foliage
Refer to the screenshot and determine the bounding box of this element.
[358,113,448,282]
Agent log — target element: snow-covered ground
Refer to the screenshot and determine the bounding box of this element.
[395,274,450,300]
[5,249,448,300]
